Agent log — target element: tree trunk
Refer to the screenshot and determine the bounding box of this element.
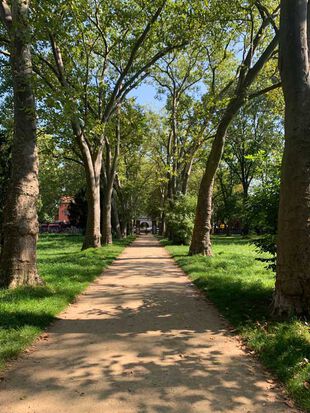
[82,177,101,250]
[273,0,310,316]
[189,15,278,256]
[101,106,120,245]
[71,121,102,250]
[159,212,166,236]
[189,175,214,255]
[181,158,194,195]
[127,220,133,236]
[189,98,243,255]
[0,0,42,288]
[101,181,113,245]
[111,195,122,239]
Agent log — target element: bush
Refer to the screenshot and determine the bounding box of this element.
[166,194,196,245]
[246,179,280,270]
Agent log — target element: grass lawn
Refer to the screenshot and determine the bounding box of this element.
[163,236,310,412]
[0,234,134,371]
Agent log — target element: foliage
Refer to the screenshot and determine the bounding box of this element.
[164,237,310,412]
[68,189,88,229]
[166,194,196,244]
[213,165,243,226]
[0,234,134,370]
[38,134,85,222]
[247,178,280,270]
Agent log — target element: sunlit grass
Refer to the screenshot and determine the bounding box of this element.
[0,234,134,370]
[163,236,310,412]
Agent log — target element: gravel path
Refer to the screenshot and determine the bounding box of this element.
[0,235,298,412]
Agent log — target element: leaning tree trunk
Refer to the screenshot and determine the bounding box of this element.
[189,19,278,256]
[189,98,243,255]
[0,0,42,287]
[273,0,310,316]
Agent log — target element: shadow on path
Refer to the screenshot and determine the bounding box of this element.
[0,235,295,413]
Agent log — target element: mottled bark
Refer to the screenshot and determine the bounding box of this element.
[83,174,101,250]
[273,0,310,316]
[70,120,102,250]
[101,108,120,245]
[0,0,42,287]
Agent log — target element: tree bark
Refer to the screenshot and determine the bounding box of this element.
[127,220,133,236]
[83,174,101,250]
[111,195,122,239]
[0,0,42,288]
[71,120,102,250]
[273,0,310,316]
[101,109,120,245]
[189,98,243,255]
[101,184,113,244]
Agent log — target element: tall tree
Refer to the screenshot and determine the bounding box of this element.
[224,97,283,202]
[152,49,207,204]
[273,0,310,316]
[190,2,280,255]
[0,0,42,287]
[34,0,196,249]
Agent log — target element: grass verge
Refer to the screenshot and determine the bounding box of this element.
[162,236,310,412]
[0,234,134,371]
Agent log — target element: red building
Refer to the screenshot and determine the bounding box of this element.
[58,196,73,223]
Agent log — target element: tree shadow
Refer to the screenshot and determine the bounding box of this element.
[0,238,290,412]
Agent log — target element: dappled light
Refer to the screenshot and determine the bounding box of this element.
[0,236,294,412]
[1,0,310,411]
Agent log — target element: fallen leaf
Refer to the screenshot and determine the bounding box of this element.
[284,400,294,408]
[304,381,310,390]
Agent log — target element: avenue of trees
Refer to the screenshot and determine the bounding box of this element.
[0,0,309,316]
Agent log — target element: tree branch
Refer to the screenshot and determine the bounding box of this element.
[248,81,282,100]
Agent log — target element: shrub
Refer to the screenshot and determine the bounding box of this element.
[246,179,280,270]
[166,194,196,245]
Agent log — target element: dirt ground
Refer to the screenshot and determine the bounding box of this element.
[0,235,299,412]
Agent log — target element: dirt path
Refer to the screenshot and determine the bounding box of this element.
[0,235,297,413]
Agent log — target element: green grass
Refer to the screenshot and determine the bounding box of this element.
[0,234,134,370]
[163,236,310,412]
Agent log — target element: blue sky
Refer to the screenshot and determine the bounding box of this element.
[128,82,165,112]
[128,79,206,112]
